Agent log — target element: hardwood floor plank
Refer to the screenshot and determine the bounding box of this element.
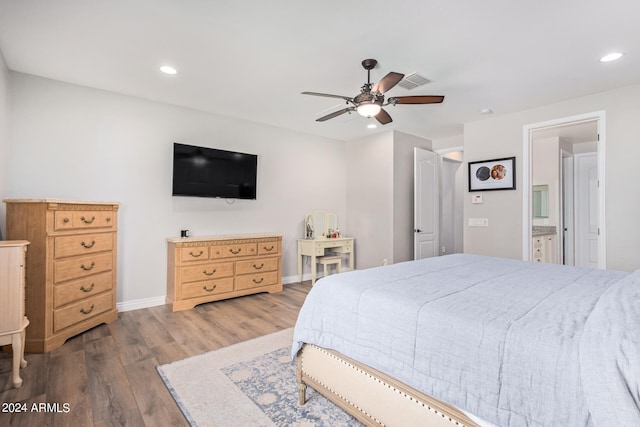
[0,283,311,426]
[46,350,94,427]
[84,335,141,426]
[144,307,217,357]
[124,358,189,427]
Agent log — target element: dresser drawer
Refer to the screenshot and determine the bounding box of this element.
[54,210,116,231]
[219,244,249,258]
[236,257,279,275]
[181,261,234,283]
[181,278,234,299]
[54,251,113,283]
[54,271,113,308]
[257,241,280,255]
[180,246,210,262]
[55,233,113,259]
[235,271,279,291]
[53,292,113,332]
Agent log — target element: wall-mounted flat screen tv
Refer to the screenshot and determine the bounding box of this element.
[172,143,258,199]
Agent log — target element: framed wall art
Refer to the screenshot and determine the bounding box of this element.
[468,156,516,192]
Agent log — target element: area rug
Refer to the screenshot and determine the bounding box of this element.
[157,328,362,427]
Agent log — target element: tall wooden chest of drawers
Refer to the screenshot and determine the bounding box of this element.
[167,234,283,312]
[4,199,119,352]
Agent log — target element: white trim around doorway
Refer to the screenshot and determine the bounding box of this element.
[522,111,606,268]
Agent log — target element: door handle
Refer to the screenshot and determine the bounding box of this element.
[414,228,422,233]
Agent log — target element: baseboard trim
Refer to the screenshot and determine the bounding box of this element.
[117,295,166,312]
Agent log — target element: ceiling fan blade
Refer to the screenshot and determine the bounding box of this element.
[302,91,353,102]
[375,108,393,125]
[372,72,405,94]
[316,107,354,122]
[388,95,445,105]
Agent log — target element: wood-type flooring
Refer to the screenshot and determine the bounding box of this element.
[0,282,311,427]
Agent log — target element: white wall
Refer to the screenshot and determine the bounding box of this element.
[346,130,431,269]
[0,51,9,239]
[464,84,640,272]
[531,137,559,227]
[7,73,347,306]
[346,131,394,268]
[393,132,432,262]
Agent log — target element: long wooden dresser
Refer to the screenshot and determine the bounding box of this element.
[4,199,119,352]
[167,234,283,312]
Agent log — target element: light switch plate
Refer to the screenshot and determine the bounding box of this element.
[472,194,483,204]
[468,218,489,227]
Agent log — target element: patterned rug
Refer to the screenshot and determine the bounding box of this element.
[157,328,362,427]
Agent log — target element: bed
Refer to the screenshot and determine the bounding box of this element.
[291,254,640,426]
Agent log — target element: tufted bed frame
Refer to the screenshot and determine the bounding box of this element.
[296,343,481,427]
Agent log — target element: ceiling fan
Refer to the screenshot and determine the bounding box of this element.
[302,59,444,125]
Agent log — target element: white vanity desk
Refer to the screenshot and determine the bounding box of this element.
[297,210,354,285]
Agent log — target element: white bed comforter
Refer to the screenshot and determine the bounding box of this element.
[291,254,640,427]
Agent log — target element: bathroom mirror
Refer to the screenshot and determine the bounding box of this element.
[532,185,549,218]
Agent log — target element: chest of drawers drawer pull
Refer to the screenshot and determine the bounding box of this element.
[80,304,95,315]
[203,268,217,276]
[203,284,217,292]
[80,262,95,271]
[253,263,264,270]
[81,215,95,224]
[229,248,242,255]
[63,217,70,223]
[80,283,95,293]
[55,233,113,259]
[81,240,96,249]
[190,250,204,258]
[253,277,264,284]
[263,245,275,252]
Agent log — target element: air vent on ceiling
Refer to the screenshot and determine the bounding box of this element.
[397,72,432,90]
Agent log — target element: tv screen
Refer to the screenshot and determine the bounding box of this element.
[172,143,257,199]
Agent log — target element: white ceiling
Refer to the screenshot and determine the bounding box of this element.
[1,0,638,142]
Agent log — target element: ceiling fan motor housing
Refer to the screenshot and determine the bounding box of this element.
[354,92,383,106]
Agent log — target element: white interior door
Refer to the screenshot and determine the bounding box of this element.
[562,154,575,266]
[414,148,439,259]
[574,153,598,268]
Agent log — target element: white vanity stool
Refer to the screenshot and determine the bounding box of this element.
[317,255,341,281]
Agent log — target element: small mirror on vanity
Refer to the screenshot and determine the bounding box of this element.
[305,210,338,239]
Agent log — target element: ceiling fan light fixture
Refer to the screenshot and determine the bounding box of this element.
[357,102,381,118]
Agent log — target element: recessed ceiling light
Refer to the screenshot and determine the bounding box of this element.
[160,66,178,75]
[367,123,377,129]
[480,108,493,115]
[599,52,624,63]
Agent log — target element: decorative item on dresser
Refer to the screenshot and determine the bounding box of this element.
[166,234,283,312]
[3,199,119,353]
[0,240,30,388]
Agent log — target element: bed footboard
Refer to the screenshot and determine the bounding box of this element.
[296,344,480,427]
